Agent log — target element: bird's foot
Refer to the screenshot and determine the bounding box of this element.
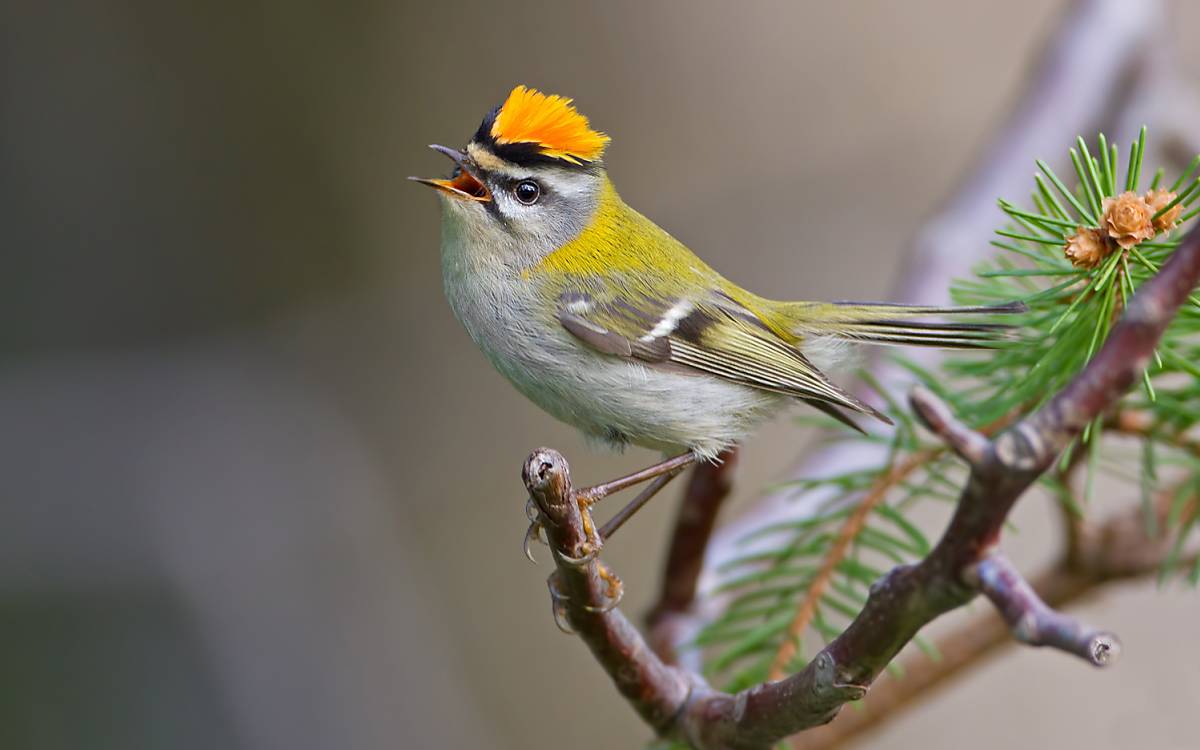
[592,562,624,612]
[555,498,602,566]
[525,491,604,566]
[545,562,623,634]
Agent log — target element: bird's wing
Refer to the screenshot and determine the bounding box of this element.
[555,284,889,430]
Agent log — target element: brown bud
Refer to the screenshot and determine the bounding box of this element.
[1101,191,1155,249]
[1144,187,1182,233]
[1064,227,1112,269]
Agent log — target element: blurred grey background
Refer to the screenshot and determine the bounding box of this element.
[2,1,1198,748]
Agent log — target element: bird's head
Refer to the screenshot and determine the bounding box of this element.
[412,86,612,266]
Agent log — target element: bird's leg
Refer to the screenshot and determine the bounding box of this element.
[528,451,698,569]
[585,451,698,542]
[597,471,681,540]
[576,451,698,508]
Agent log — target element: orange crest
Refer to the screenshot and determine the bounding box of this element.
[490,86,610,164]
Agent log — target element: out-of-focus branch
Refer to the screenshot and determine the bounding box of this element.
[1110,409,1200,457]
[647,449,738,668]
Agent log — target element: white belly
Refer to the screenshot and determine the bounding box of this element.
[441,246,781,458]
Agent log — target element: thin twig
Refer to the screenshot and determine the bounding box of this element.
[972,553,1118,665]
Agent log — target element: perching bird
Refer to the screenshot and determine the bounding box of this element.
[413,86,1018,531]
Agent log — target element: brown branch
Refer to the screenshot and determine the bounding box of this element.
[522,218,1200,750]
[767,449,940,681]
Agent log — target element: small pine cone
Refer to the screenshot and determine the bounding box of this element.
[1101,191,1155,249]
[1064,227,1112,269]
[1144,187,1182,233]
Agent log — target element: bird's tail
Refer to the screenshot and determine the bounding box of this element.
[780,300,1026,349]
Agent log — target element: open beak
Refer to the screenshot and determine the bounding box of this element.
[408,144,491,202]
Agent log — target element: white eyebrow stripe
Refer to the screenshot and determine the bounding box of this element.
[639,300,694,342]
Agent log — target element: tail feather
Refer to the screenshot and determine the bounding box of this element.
[784,300,1026,349]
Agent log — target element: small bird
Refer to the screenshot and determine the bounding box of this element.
[414,86,1019,537]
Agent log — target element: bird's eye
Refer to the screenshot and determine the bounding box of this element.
[513,180,541,205]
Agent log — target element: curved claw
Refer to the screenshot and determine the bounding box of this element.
[523,521,541,565]
[556,543,599,567]
[547,575,575,634]
[581,581,624,614]
[522,495,549,565]
[547,574,570,602]
[550,600,575,634]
